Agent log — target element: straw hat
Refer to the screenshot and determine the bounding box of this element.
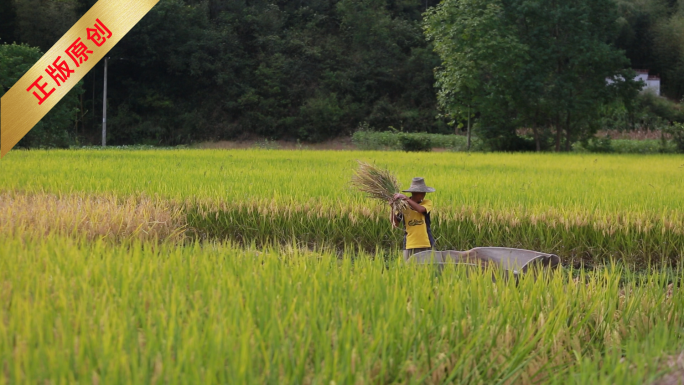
[402,177,436,193]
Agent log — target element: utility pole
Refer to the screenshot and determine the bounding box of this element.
[467,104,471,152]
[102,57,108,147]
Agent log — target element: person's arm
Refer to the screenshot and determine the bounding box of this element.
[406,198,427,214]
[393,193,427,214]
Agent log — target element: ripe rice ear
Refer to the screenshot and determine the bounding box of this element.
[351,161,408,223]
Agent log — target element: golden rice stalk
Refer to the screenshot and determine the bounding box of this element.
[0,191,186,243]
[351,161,408,214]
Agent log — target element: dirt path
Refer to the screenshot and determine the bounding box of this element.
[653,353,684,385]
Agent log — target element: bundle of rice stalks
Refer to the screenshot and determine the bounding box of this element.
[351,161,408,226]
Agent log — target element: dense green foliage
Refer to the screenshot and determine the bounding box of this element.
[424,0,642,152]
[616,0,684,100]
[600,92,684,134]
[397,132,433,152]
[4,0,684,149]
[666,121,684,152]
[0,43,82,148]
[1,0,447,145]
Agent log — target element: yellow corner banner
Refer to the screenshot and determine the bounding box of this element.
[0,0,160,158]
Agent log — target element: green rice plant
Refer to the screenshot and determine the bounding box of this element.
[2,149,684,383]
[1,149,683,265]
[0,235,682,383]
[184,199,684,267]
[3,150,683,215]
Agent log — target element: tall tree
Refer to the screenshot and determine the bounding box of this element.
[97,0,447,145]
[424,0,526,150]
[425,0,640,151]
[652,10,684,99]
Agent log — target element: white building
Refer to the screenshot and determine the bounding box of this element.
[634,69,661,96]
[606,69,661,96]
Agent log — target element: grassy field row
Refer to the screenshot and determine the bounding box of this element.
[1,149,683,264]
[0,235,682,384]
[1,189,680,265]
[2,149,683,213]
[1,149,683,383]
[186,198,684,266]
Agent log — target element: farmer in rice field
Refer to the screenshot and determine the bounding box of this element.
[390,177,436,261]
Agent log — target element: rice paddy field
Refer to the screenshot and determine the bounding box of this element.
[1,148,684,383]
[2,149,684,264]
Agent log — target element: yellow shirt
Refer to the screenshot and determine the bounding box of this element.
[400,199,434,249]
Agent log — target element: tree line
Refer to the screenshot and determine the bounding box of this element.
[1,0,684,150]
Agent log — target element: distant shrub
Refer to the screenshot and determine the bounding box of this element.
[298,93,348,141]
[352,130,468,151]
[397,133,431,152]
[428,133,470,150]
[351,130,399,150]
[613,139,677,154]
[582,135,614,153]
[574,138,678,154]
[665,122,684,153]
[356,130,682,154]
[639,92,684,124]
